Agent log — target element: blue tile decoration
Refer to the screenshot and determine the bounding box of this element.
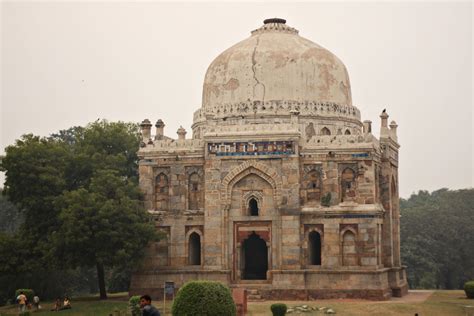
[209,141,295,157]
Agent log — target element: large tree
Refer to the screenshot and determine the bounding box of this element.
[1,134,69,239]
[51,169,155,299]
[400,188,474,289]
[1,120,157,300]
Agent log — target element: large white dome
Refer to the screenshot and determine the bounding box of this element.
[202,18,353,110]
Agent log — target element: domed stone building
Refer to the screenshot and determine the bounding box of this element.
[130,18,407,300]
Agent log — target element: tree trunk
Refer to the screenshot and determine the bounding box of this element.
[96,262,107,299]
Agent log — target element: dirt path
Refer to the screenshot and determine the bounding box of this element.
[381,290,434,304]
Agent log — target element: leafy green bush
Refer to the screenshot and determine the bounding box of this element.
[321,193,332,207]
[465,281,474,299]
[171,281,236,316]
[15,289,34,304]
[128,295,141,316]
[270,303,288,316]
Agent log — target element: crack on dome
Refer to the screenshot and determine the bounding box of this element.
[251,37,266,103]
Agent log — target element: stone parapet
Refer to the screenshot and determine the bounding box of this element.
[138,139,205,155]
[303,134,380,150]
[193,101,361,124]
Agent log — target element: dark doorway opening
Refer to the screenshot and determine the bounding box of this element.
[188,232,201,265]
[308,231,321,265]
[249,198,259,216]
[242,232,268,280]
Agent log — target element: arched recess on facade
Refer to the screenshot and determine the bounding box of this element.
[155,172,169,211]
[341,167,357,202]
[391,175,401,266]
[242,191,263,216]
[186,166,204,210]
[321,127,331,135]
[302,166,322,205]
[188,172,203,210]
[248,198,259,216]
[341,227,358,266]
[391,175,397,208]
[186,229,203,266]
[306,227,323,266]
[221,161,282,210]
[390,175,399,221]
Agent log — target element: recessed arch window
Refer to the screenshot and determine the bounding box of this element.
[341,168,356,202]
[344,129,351,135]
[155,173,169,210]
[249,198,259,216]
[188,172,202,210]
[321,127,331,135]
[188,232,201,265]
[342,230,358,266]
[308,231,322,265]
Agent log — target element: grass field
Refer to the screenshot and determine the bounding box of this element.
[0,291,473,316]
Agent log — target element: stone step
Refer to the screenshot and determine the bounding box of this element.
[248,289,259,295]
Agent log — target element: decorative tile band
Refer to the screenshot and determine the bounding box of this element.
[208,141,295,156]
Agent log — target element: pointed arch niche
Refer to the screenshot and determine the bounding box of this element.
[185,226,203,266]
[242,191,264,216]
[340,225,359,266]
[302,165,323,205]
[222,161,282,212]
[304,225,324,267]
[154,168,170,211]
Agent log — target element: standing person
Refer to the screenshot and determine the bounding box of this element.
[33,295,40,310]
[139,295,161,316]
[16,291,27,313]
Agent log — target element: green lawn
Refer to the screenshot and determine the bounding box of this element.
[247,291,474,316]
[0,293,129,316]
[0,291,473,316]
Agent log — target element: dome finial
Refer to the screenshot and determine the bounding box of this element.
[264,18,286,24]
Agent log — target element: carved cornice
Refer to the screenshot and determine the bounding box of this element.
[204,123,300,140]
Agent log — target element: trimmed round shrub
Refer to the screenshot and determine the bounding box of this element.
[15,289,35,304]
[465,281,474,299]
[271,303,288,316]
[128,295,141,316]
[171,281,236,316]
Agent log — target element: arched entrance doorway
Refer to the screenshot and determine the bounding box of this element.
[242,232,268,280]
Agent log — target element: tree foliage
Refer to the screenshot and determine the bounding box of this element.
[172,281,237,316]
[0,190,23,234]
[400,188,474,289]
[0,120,156,302]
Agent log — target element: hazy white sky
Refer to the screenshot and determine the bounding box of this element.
[1,1,473,197]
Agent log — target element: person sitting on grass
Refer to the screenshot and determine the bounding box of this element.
[51,298,61,311]
[139,295,160,316]
[59,296,72,310]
